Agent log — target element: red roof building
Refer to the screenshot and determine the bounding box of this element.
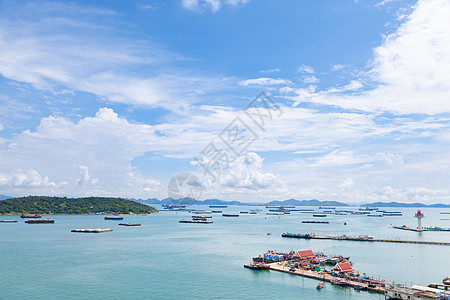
[295,250,316,259]
[332,262,354,273]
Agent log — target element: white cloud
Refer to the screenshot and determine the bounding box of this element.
[0,2,230,112]
[182,0,249,13]
[297,64,315,74]
[302,75,319,84]
[260,68,281,74]
[290,0,450,115]
[0,169,63,188]
[239,77,293,86]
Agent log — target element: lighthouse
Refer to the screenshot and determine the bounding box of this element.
[415,210,424,231]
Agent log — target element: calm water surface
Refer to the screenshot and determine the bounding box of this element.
[1,206,449,299]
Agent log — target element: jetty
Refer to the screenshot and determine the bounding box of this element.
[71,228,113,233]
[394,225,450,232]
[282,233,450,246]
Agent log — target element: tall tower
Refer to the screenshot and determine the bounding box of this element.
[415,210,424,231]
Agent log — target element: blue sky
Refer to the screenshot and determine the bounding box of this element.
[0,0,449,203]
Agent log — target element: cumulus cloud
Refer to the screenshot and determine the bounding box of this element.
[0,169,63,188]
[219,152,282,190]
[290,0,450,114]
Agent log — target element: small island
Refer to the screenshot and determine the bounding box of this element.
[0,196,158,215]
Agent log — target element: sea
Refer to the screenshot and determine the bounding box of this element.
[1,206,449,299]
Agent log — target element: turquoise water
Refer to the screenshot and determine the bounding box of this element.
[1,206,449,299]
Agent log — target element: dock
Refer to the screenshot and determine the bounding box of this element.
[282,233,450,246]
[71,228,113,233]
[268,262,385,294]
[394,225,450,232]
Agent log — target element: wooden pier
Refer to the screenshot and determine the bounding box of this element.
[282,233,450,246]
[267,262,385,294]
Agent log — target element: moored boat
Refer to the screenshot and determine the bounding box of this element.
[25,218,54,224]
[105,216,123,220]
[244,263,270,270]
[118,223,141,226]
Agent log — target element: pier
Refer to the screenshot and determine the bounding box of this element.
[282,233,450,246]
[394,225,450,232]
[267,262,385,294]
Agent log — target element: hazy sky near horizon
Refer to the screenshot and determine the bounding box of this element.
[0,0,449,204]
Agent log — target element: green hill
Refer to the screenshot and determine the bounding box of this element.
[0,196,158,215]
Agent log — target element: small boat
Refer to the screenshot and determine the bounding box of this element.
[222,214,239,217]
[316,283,324,290]
[211,210,222,213]
[267,232,271,235]
[240,211,249,214]
[0,220,18,223]
[313,214,327,217]
[105,216,123,220]
[244,263,270,270]
[443,276,450,285]
[353,285,367,291]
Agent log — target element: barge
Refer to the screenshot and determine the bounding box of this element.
[25,218,54,224]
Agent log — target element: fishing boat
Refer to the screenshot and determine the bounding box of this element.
[244,263,270,270]
[331,279,349,286]
[316,283,324,290]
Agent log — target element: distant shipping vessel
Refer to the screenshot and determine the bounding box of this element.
[105,216,123,220]
[209,205,228,208]
[222,214,239,217]
[21,214,41,218]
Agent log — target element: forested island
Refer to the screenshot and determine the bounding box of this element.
[0,196,158,215]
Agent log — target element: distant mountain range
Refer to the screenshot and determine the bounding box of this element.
[131,197,450,208]
[2,194,448,208]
